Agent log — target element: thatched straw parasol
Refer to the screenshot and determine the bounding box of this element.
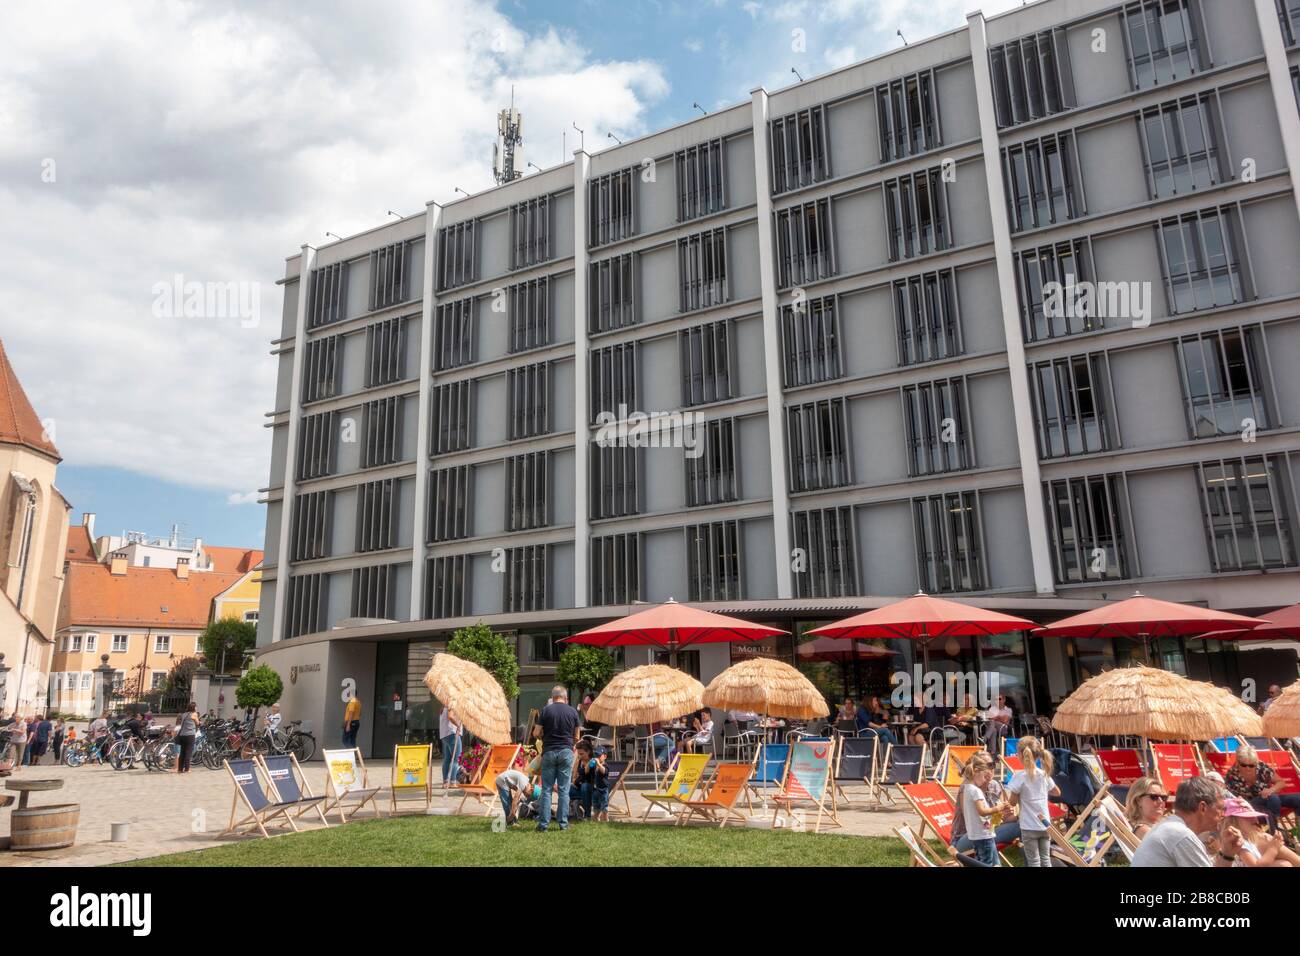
[702,658,830,720]
[586,664,704,727]
[1263,682,1300,739]
[1203,686,1264,738]
[422,653,512,745]
[1052,666,1260,740]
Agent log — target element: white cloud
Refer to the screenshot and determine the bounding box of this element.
[227,491,262,506]
[684,38,704,53]
[0,0,668,496]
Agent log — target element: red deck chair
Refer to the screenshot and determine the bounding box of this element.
[1096,749,1144,790]
[1259,751,1300,828]
[1150,744,1201,793]
[1203,751,1232,777]
[899,781,1012,865]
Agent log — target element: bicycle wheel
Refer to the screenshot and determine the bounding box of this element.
[62,746,83,768]
[158,744,179,772]
[290,733,316,763]
[240,736,270,759]
[108,741,130,771]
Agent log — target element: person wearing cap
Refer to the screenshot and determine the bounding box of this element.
[1222,796,1297,867]
[1131,777,1243,867]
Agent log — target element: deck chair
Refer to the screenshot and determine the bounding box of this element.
[1096,749,1144,804]
[1097,795,1141,862]
[746,743,791,807]
[835,735,887,806]
[899,781,1013,865]
[1258,751,1300,827]
[677,762,753,828]
[221,758,297,838]
[603,760,634,819]
[1209,736,1240,754]
[895,824,957,867]
[456,743,522,815]
[771,739,841,833]
[641,753,710,822]
[259,754,330,828]
[1044,782,1114,867]
[322,748,383,822]
[1241,736,1275,751]
[1150,743,1201,792]
[1203,750,1232,777]
[879,744,927,790]
[1001,752,1024,784]
[390,743,433,814]
[937,745,984,791]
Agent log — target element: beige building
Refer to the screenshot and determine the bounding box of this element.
[0,339,70,715]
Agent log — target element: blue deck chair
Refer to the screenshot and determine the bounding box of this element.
[259,754,330,828]
[880,744,926,786]
[746,743,790,806]
[1241,736,1275,751]
[222,758,297,838]
[1210,736,1240,754]
[836,735,888,805]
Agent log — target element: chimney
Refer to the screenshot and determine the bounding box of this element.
[109,551,128,576]
[176,556,190,580]
[82,512,96,538]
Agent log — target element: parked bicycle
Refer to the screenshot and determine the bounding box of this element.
[240,719,316,762]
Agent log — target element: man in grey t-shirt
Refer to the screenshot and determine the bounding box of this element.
[1132,777,1242,867]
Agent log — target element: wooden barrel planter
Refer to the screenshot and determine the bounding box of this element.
[11,803,79,851]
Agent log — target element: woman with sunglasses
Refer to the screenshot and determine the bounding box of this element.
[1225,744,1300,836]
[1124,776,1169,840]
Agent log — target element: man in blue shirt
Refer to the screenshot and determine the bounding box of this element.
[534,686,582,832]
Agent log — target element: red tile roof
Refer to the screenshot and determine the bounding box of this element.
[0,339,59,460]
[65,524,98,563]
[203,546,264,574]
[59,561,241,629]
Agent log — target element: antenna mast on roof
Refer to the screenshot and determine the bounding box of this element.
[492,86,524,185]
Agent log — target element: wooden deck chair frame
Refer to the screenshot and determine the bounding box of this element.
[641,752,710,822]
[835,735,886,806]
[745,743,791,809]
[895,823,957,867]
[390,743,433,815]
[898,781,1012,866]
[258,753,331,828]
[602,759,634,820]
[770,740,842,833]
[1045,782,1114,867]
[878,742,929,800]
[1098,795,1140,862]
[322,748,383,823]
[457,743,522,815]
[677,762,754,828]
[221,758,295,839]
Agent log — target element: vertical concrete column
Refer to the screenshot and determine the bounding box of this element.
[1254,0,1300,223]
[409,203,442,621]
[573,151,592,607]
[749,88,794,600]
[966,13,1055,596]
[271,244,316,641]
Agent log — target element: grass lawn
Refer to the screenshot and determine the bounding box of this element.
[123,815,916,867]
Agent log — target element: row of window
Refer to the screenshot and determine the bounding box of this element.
[57,633,162,654]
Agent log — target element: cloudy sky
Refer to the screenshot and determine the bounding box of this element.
[0,0,1020,548]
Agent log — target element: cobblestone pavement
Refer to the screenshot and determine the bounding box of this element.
[0,760,917,866]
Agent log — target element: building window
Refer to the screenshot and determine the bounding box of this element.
[437,220,477,292]
[424,554,467,619]
[81,673,92,691]
[787,398,852,492]
[1197,455,1296,572]
[431,380,473,454]
[356,478,398,553]
[504,545,549,613]
[1156,205,1250,315]
[1045,474,1134,584]
[368,240,411,311]
[85,634,97,652]
[510,196,552,270]
[1122,0,1205,91]
[989,28,1076,129]
[1003,133,1082,233]
[590,533,640,605]
[679,320,732,407]
[1016,238,1099,342]
[883,170,950,261]
[506,451,550,532]
[244,611,259,623]
[364,317,406,388]
[781,295,842,387]
[428,465,471,543]
[1138,93,1223,199]
[306,261,347,330]
[291,489,332,561]
[590,342,638,422]
[770,104,831,194]
[588,253,637,334]
[1176,327,1271,440]
[154,635,171,654]
[112,634,128,653]
[894,270,963,366]
[70,634,82,652]
[775,198,836,288]
[678,228,729,312]
[151,672,167,690]
[913,491,986,593]
[509,276,551,353]
[590,445,640,519]
[361,396,403,468]
[1030,353,1116,459]
[791,506,857,598]
[529,633,566,663]
[297,411,338,480]
[434,298,476,371]
[685,418,739,508]
[1282,0,1300,47]
[588,168,636,247]
[677,138,727,222]
[302,335,341,403]
[507,362,551,441]
[876,69,942,161]
[902,378,975,477]
[351,564,397,619]
[685,520,743,601]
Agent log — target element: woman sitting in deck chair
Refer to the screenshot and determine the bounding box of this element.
[1124,776,1169,840]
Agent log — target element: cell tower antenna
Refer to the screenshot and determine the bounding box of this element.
[492,85,525,185]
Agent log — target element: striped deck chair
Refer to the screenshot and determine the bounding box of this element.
[259,754,330,828]
[457,744,522,815]
[1150,743,1201,793]
[1096,749,1144,804]
[221,758,297,838]
[642,753,710,822]
[677,762,753,828]
[895,823,957,867]
[745,743,791,807]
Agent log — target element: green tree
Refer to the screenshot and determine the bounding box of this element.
[200,617,257,675]
[235,664,283,716]
[447,622,519,699]
[555,645,616,698]
[165,656,201,697]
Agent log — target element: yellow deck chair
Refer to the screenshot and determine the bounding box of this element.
[457,743,522,815]
[641,753,710,822]
[677,763,754,828]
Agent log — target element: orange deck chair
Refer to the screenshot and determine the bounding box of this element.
[677,762,754,828]
[457,743,522,815]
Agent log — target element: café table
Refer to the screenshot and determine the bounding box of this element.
[4,778,63,810]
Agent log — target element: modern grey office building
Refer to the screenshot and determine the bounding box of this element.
[257,0,1300,758]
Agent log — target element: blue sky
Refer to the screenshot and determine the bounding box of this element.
[2,0,1021,551]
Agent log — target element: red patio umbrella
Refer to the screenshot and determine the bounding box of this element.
[805,592,1036,641]
[797,637,899,663]
[562,599,787,668]
[1195,602,1300,641]
[1033,591,1264,658]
